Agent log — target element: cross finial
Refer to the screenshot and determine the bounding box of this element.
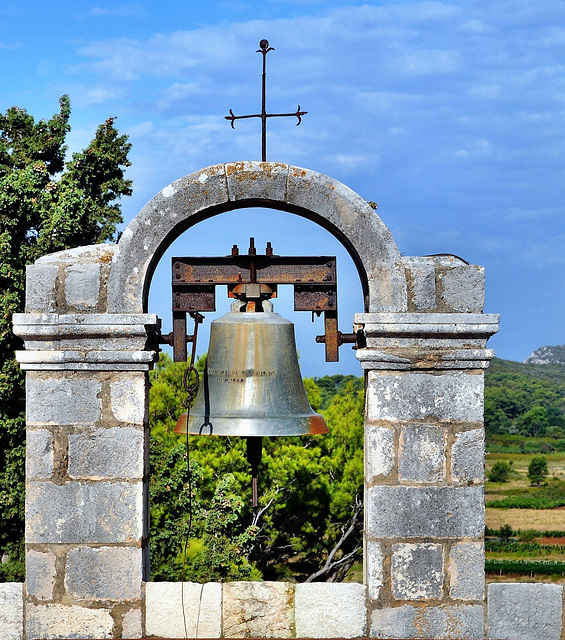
[225,40,307,162]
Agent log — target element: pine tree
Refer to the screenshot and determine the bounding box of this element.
[0,96,131,580]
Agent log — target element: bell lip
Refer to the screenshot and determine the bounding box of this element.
[174,412,328,436]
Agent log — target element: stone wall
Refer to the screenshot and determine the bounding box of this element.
[6,162,523,639]
[3,581,564,639]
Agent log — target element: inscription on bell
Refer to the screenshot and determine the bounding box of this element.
[209,368,276,383]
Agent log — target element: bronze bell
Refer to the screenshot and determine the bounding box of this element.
[174,303,328,506]
[174,306,328,437]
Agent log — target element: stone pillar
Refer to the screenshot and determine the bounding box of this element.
[13,245,159,640]
[356,312,499,640]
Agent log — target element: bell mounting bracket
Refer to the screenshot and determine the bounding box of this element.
[164,238,358,362]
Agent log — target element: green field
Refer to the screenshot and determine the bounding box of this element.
[485,449,565,580]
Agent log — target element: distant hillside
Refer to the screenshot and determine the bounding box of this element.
[524,345,565,366]
[485,358,565,437]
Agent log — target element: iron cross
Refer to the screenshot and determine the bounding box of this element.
[225,39,307,162]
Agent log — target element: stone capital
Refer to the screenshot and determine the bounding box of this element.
[354,312,499,370]
[13,313,160,371]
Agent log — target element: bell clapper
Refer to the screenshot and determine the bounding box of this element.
[246,436,263,508]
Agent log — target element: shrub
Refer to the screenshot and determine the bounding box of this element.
[488,460,513,482]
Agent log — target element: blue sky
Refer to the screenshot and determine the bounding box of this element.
[2,1,564,376]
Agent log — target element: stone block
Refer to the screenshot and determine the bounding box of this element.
[121,608,142,639]
[449,542,484,601]
[26,481,143,544]
[399,425,445,483]
[26,376,101,425]
[65,547,142,601]
[25,264,59,313]
[439,265,484,313]
[110,376,146,424]
[366,540,385,600]
[487,583,563,640]
[26,550,57,600]
[68,427,144,479]
[452,430,484,484]
[366,426,395,481]
[407,263,437,311]
[25,430,53,479]
[366,486,484,539]
[392,543,443,600]
[25,603,113,639]
[295,583,367,638]
[226,161,288,202]
[145,582,221,638]
[371,604,485,639]
[0,583,23,640]
[223,581,294,638]
[64,263,101,310]
[367,371,483,422]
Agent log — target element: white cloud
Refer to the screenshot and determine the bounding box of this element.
[90,4,147,18]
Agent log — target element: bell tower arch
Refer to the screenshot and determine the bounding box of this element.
[13,161,499,639]
[107,161,407,315]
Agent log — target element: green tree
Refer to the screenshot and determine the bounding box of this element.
[0,97,131,580]
[520,405,549,437]
[488,460,513,483]
[528,456,548,486]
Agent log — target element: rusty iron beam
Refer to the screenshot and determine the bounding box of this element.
[172,256,336,286]
[172,311,187,362]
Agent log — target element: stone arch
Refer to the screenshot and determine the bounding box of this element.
[108,161,407,314]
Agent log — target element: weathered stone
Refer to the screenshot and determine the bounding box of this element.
[121,608,142,639]
[366,486,484,538]
[65,547,142,601]
[25,264,59,313]
[145,582,221,638]
[366,540,385,600]
[399,425,445,483]
[0,583,23,640]
[223,581,294,638]
[25,430,53,479]
[110,376,146,424]
[26,550,57,600]
[295,583,367,638]
[226,161,288,202]
[487,583,563,640]
[367,371,483,422]
[449,542,484,601]
[439,265,484,313]
[371,604,485,639]
[68,427,144,479]
[25,603,113,639]
[392,543,443,600]
[26,376,101,425]
[366,426,395,480]
[406,262,437,311]
[452,430,484,484]
[64,263,101,310]
[26,481,143,544]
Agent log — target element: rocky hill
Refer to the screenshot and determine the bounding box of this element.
[524,345,565,365]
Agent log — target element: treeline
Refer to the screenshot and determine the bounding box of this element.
[484,358,565,440]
